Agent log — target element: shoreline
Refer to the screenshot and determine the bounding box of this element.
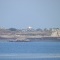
[0,37,60,42]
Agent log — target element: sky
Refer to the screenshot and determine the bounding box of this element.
[0,0,60,29]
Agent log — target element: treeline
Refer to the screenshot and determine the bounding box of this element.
[8,28,52,31]
[0,27,60,32]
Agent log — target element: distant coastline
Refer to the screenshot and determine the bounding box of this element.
[0,28,60,42]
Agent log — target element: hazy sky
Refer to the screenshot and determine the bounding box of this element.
[0,0,60,29]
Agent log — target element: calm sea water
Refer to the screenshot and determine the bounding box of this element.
[0,40,60,60]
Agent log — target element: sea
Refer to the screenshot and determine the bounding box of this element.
[0,40,60,60]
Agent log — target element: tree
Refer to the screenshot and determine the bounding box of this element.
[8,28,17,31]
[44,28,48,31]
[36,28,42,31]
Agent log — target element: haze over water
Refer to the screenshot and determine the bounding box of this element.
[0,0,60,29]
